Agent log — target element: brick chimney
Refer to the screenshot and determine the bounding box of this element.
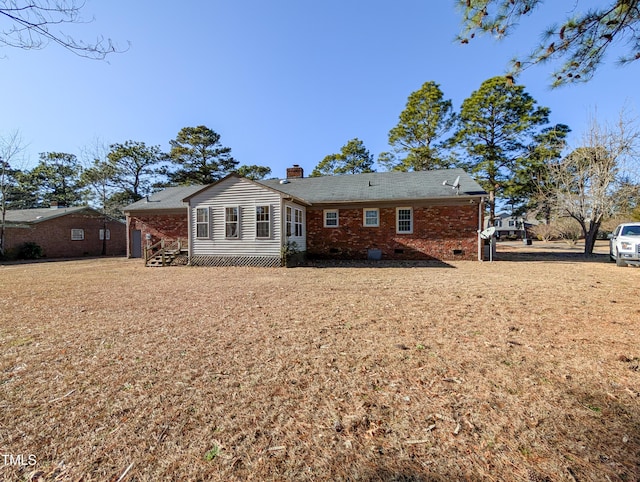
[286,164,304,179]
[50,201,66,209]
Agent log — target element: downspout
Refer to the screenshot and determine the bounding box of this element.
[281,199,288,264]
[186,203,193,265]
[478,197,485,261]
[125,214,131,258]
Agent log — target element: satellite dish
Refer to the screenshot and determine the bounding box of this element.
[480,226,496,239]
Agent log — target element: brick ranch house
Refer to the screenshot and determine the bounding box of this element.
[2,205,126,258]
[124,167,488,265]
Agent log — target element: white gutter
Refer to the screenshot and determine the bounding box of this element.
[185,201,193,264]
[478,197,485,261]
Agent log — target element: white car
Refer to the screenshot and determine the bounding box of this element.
[609,222,640,267]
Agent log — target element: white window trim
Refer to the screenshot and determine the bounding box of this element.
[225,206,240,239]
[285,205,304,238]
[256,205,270,239]
[396,207,413,234]
[195,207,210,239]
[324,209,339,228]
[363,208,379,227]
[99,229,111,240]
[286,206,293,237]
[71,229,84,240]
[294,207,303,237]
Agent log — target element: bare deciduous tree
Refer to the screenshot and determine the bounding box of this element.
[546,110,640,255]
[0,0,126,59]
[0,130,26,255]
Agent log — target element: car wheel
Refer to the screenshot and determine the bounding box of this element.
[616,250,627,267]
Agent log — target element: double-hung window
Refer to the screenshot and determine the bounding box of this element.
[225,206,240,238]
[324,209,339,227]
[196,207,209,238]
[286,206,303,237]
[294,208,303,236]
[396,207,413,234]
[363,208,379,227]
[286,206,292,237]
[71,229,84,240]
[256,205,270,238]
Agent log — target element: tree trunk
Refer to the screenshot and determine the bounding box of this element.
[102,216,107,256]
[583,221,601,256]
[488,190,496,226]
[0,205,6,256]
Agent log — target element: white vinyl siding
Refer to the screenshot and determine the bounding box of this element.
[196,207,210,238]
[363,208,379,227]
[189,176,286,257]
[71,229,84,240]
[396,207,413,234]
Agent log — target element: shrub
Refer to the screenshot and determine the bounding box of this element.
[529,223,558,242]
[554,218,583,246]
[18,242,43,260]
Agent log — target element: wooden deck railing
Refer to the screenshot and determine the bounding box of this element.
[144,238,184,266]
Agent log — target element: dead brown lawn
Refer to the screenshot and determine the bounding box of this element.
[1,251,639,481]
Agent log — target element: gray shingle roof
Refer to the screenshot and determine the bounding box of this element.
[4,206,90,224]
[123,185,206,212]
[258,168,486,204]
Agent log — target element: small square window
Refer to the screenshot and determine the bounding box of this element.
[99,229,110,240]
[324,209,339,227]
[71,229,84,240]
[363,208,379,227]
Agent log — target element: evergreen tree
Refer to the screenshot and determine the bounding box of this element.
[456,0,640,87]
[235,165,272,180]
[454,76,551,223]
[167,126,238,185]
[31,152,86,207]
[107,141,165,204]
[311,138,374,177]
[380,81,456,171]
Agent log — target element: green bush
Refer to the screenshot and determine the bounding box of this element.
[18,242,43,260]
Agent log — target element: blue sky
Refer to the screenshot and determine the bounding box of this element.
[1,1,638,179]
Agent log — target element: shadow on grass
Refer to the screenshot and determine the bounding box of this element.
[494,251,612,263]
[298,259,456,269]
[355,461,474,482]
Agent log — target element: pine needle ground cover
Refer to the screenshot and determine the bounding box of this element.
[1,254,638,481]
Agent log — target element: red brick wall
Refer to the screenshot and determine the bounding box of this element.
[306,204,479,261]
[4,212,126,258]
[127,211,189,257]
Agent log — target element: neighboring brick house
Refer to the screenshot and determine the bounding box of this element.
[124,185,205,258]
[124,167,488,265]
[2,205,126,258]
